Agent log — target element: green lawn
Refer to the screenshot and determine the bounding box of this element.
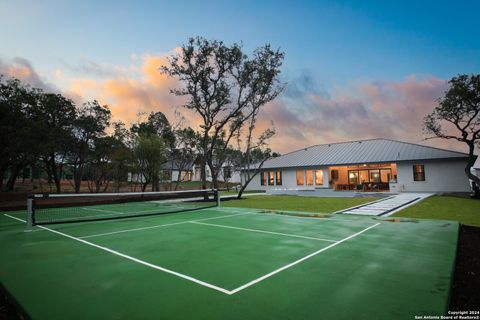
[222,195,379,213]
[393,195,480,227]
[222,194,480,227]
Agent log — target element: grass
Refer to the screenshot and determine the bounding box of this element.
[222,194,480,227]
[393,195,480,227]
[222,195,379,213]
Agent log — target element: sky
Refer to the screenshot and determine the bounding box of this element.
[1,0,479,154]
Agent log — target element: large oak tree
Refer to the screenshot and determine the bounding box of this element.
[424,74,480,198]
[161,37,284,192]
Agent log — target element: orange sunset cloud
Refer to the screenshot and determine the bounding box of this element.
[1,55,468,155]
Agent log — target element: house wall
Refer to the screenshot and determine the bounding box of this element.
[245,159,471,193]
[395,159,470,192]
[245,167,329,191]
[191,165,241,183]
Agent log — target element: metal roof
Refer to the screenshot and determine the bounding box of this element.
[161,160,194,171]
[262,138,470,169]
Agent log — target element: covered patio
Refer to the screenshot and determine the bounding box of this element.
[329,163,398,192]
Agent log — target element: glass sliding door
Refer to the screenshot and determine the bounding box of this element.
[359,170,369,184]
[380,169,391,183]
[348,171,358,185]
[369,170,380,183]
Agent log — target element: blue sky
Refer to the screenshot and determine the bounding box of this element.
[1,0,479,152]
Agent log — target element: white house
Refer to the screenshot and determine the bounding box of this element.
[245,138,475,193]
[192,163,241,184]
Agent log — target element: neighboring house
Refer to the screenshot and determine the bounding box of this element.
[127,159,241,185]
[192,161,241,184]
[245,138,475,193]
[127,161,194,184]
[161,161,194,183]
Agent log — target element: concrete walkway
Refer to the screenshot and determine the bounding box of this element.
[337,193,434,217]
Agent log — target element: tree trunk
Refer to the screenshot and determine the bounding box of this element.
[0,170,4,191]
[5,164,23,191]
[207,162,220,202]
[465,163,480,199]
[49,155,62,194]
[54,178,61,193]
[200,158,206,190]
[237,172,259,199]
[465,141,480,199]
[74,168,82,193]
[174,169,182,191]
[237,184,247,199]
[0,162,9,191]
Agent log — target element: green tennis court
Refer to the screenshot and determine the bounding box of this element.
[0,198,458,319]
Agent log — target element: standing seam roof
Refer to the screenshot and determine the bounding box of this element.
[262,138,470,169]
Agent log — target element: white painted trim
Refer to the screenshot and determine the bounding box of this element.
[190,221,338,242]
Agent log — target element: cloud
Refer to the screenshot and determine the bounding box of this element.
[0,57,57,92]
[2,54,467,155]
[61,57,139,78]
[62,52,198,128]
[63,59,462,154]
[260,73,464,153]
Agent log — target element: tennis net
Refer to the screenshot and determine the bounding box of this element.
[27,189,219,226]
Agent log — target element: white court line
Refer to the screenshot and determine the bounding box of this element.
[79,212,252,239]
[4,213,380,295]
[190,221,338,243]
[4,214,27,223]
[228,222,381,294]
[3,213,231,295]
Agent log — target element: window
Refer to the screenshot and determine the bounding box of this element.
[413,164,425,181]
[276,171,282,185]
[331,170,338,180]
[180,170,192,181]
[315,170,323,185]
[268,171,275,185]
[359,170,369,183]
[306,170,314,185]
[260,171,267,186]
[349,171,358,185]
[369,170,380,183]
[380,169,392,183]
[296,170,304,185]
